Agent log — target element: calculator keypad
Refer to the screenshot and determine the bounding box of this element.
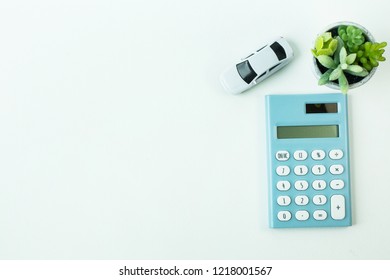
[274,148,347,224]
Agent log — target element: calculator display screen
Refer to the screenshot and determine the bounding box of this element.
[277,125,339,139]
[306,103,338,113]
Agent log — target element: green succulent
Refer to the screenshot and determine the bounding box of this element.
[338,25,365,53]
[311,32,338,57]
[357,41,387,71]
[317,46,368,94]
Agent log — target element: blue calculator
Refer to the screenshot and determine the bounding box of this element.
[265,93,352,228]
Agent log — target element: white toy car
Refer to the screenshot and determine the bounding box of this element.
[220,37,294,94]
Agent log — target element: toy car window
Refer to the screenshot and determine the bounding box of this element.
[243,53,254,60]
[255,71,267,82]
[269,63,281,72]
[236,61,257,84]
[270,41,287,61]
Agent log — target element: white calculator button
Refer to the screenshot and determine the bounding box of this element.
[294,165,308,176]
[313,195,327,205]
[276,166,290,176]
[277,196,291,206]
[311,150,326,160]
[276,181,291,191]
[312,165,326,175]
[330,164,344,175]
[293,150,308,161]
[329,149,344,160]
[331,195,346,220]
[295,195,309,206]
[277,211,292,221]
[313,210,327,220]
[330,179,345,190]
[295,210,309,221]
[294,180,309,191]
[275,150,290,161]
[312,180,327,190]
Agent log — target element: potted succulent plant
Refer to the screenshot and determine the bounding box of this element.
[312,22,387,93]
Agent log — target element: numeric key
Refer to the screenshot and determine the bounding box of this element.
[295,195,309,206]
[312,165,326,175]
[276,181,291,191]
[277,211,292,221]
[294,180,309,191]
[277,196,291,206]
[312,180,326,190]
[313,195,327,205]
[294,165,308,175]
[276,166,290,176]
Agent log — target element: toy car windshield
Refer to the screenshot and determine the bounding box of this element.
[237,61,257,84]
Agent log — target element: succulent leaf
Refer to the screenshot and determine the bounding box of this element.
[317,55,337,69]
[316,49,333,56]
[322,32,332,42]
[338,25,365,53]
[338,72,349,94]
[339,47,347,64]
[328,39,337,52]
[329,67,342,81]
[346,53,357,65]
[333,37,344,65]
[357,41,387,71]
[312,32,338,57]
[347,64,364,73]
[345,68,369,77]
[315,37,324,50]
[318,69,332,85]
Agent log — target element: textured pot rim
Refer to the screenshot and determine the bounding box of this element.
[312,21,377,91]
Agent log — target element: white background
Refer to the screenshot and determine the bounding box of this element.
[0,0,389,259]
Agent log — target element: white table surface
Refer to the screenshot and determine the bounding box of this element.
[1,0,389,259]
